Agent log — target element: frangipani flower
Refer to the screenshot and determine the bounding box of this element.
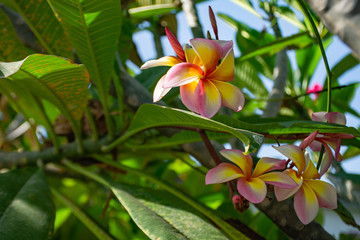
[309,111,354,175]
[141,28,245,118]
[273,145,337,225]
[205,149,297,203]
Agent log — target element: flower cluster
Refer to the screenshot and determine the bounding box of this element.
[205,112,353,224]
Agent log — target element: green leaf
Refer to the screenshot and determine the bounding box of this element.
[213,114,360,137]
[111,183,229,240]
[129,4,178,18]
[63,159,247,240]
[239,32,313,62]
[0,54,89,121]
[7,0,74,59]
[120,104,264,152]
[0,54,90,149]
[330,53,360,82]
[0,168,55,240]
[47,0,121,97]
[273,5,305,30]
[230,0,262,18]
[51,188,114,240]
[234,59,268,97]
[0,8,31,61]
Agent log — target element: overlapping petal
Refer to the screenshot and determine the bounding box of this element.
[237,177,267,204]
[252,157,286,177]
[302,157,320,179]
[153,75,171,102]
[273,145,306,174]
[294,183,319,225]
[211,80,244,112]
[184,44,201,65]
[190,38,222,74]
[259,172,298,188]
[141,56,182,69]
[275,169,303,201]
[205,163,243,184]
[325,112,346,125]
[306,180,337,209]
[220,149,253,178]
[180,80,199,113]
[315,139,334,176]
[195,80,221,118]
[164,63,203,88]
[311,112,327,122]
[207,48,234,82]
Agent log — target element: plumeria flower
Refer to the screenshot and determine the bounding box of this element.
[273,145,337,225]
[205,149,297,204]
[309,111,354,175]
[306,83,322,100]
[141,28,245,118]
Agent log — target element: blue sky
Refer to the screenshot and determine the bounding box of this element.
[132,0,360,173]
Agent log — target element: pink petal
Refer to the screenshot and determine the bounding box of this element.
[259,172,298,188]
[309,140,322,152]
[164,62,203,88]
[195,80,221,118]
[140,56,182,69]
[214,40,233,58]
[211,80,244,112]
[206,47,234,82]
[273,145,306,174]
[153,75,171,102]
[311,112,326,122]
[180,81,200,113]
[316,139,333,176]
[252,157,286,177]
[275,170,303,201]
[325,112,346,125]
[299,131,319,151]
[294,183,319,225]
[306,179,337,209]
[205,163,243,184]
[220,149,253,178]
[237,177,267,204]
[165,28,186,62]
[190,38,222,74]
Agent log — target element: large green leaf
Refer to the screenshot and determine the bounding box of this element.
[129,3,178,18]
[215,115,360,137]
[112,183,229,240]
[47,0,121,97]
[0,8,31,61]
[0,168,55,240]
[6,0,73,59]
[0,54,89,121]
[0,54,89,146]
[121,104,264,152]
[63,159,246,240]
[238,32,313,62]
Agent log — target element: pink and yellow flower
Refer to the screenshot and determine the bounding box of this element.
[205,149,297,203]
[273,145,337,225]
[141,28,245,118]
[309,112,354,175]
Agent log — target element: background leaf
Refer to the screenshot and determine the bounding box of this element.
[0,168,55,240]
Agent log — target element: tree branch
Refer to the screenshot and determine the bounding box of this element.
[305,0,360,60]
[180,0,205,38]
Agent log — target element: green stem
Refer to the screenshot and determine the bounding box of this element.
[316,145,325,170]
[84,106,99,141]
[51,187,114,240]
[296,0,332,112]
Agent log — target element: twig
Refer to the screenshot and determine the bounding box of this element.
[180,0,205,38]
